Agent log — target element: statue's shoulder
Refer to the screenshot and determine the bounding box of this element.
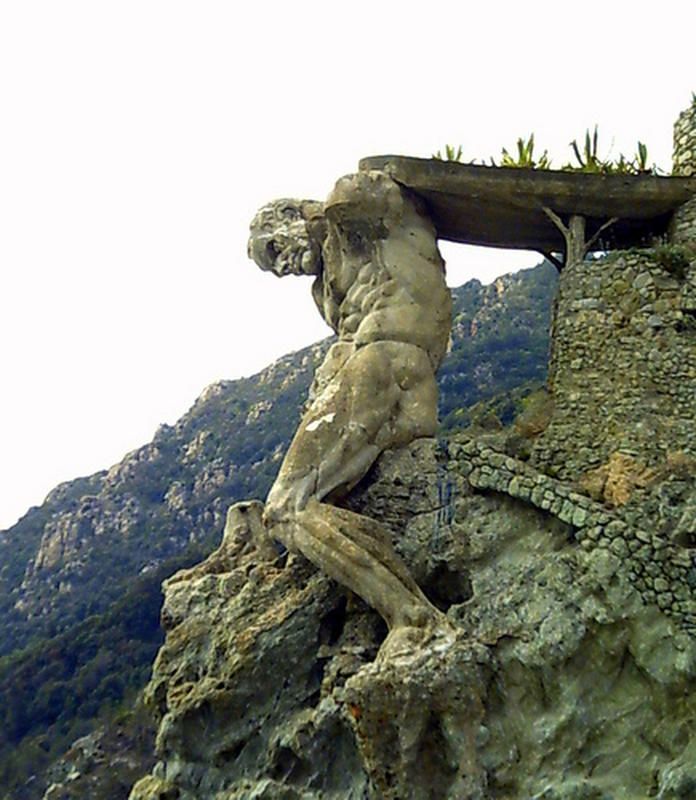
[325,171,405,224]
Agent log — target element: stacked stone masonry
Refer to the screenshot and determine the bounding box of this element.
[673,99,696,177]
[671,99,696,246]
[452,435,696,633]
[670,197,696,248]
[530,248,696,479]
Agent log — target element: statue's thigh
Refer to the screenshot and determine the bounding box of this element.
[270,342,437,507]
[305,341,436,443]
[275,346,398,476]
[313,345,398,436]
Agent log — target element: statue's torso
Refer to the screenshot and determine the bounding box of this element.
[315,190,452,370]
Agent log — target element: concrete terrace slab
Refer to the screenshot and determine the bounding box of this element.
[359,155,696,253]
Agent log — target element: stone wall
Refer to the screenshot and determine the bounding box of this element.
[673,99,696,177]
[453,436,696,632]
[671,98,696,246]
[531,247,696,481]
[670,198,696,247]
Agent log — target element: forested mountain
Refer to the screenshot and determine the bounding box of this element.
[0,261,557,798]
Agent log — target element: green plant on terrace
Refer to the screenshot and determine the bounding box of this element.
[493,133,551,169]
[635,141,649,172]
[564,127,659,175]
[565,125,613,173]
[434,126,662,175]
[433,144,463,162]
[652,243,692,280]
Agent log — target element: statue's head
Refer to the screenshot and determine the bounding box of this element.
[248,199,324,277]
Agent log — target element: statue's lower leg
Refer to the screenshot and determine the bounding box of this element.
[270,499,454,657]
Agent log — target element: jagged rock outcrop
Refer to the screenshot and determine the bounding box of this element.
[40,711,155,800]
[130,436,696,800]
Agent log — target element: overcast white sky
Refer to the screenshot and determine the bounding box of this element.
[1,0,694,530]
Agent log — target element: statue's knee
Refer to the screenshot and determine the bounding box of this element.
[264,498,285,527]
[264,483,298,527]
[266,469,318,521]
[224,500,265,543]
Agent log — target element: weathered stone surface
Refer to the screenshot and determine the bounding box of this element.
[131,502,371,800]
[358,155,696,252]
[246,172,453,645]
[578,451,657,506]
[130,438,696,800]
[530,246,696,483]
[671,99,696,302]
[673,99,696,180]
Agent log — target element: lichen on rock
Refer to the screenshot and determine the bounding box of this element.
[130,438,696,800]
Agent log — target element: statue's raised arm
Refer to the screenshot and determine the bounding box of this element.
[247,171,453,658]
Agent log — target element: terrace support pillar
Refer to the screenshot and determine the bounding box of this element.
[566,214,587,266]
[542,209,618,268]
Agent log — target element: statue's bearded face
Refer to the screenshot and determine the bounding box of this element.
[248,200,323,277]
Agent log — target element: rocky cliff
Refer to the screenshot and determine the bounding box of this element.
[130,433,696,799]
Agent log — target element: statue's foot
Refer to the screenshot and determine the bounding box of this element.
[377,617,457,664]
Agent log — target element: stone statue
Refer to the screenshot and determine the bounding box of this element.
[247,171,453,653]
